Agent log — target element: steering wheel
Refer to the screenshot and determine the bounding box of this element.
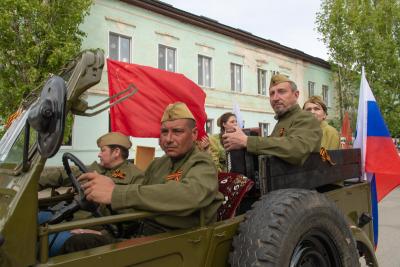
[47,153,121,237]
[63,152,99,211]
[47,153,98,224]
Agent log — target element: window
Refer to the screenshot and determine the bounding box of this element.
[158,44,176,72]
[259,123,269,137]
[230,63,242,92]
[257,69,267,95]
[308,81,315,97]
[109,32,131,63]
[206,119,214,134]
[322,85,329,106]
[198,55,212,87]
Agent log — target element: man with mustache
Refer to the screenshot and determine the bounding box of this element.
[223,74,321,166]
[61,102,223,253]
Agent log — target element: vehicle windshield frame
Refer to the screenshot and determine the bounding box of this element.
[0,106,34,168]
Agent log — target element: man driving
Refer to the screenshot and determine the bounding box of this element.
[38,132,143,256]
[39,132,144,190]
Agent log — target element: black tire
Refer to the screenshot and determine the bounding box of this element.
[230,189,360,267]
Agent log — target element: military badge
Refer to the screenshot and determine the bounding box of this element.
[112,169,126,179]
[166,170,183,182]
[320,147,336,166]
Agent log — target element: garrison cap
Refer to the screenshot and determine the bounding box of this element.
[161,102,195,122]
[97,132,132,149]
[269,74,293,88]
[303,95,328,114]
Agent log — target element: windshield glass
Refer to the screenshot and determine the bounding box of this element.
[0,107,37,168]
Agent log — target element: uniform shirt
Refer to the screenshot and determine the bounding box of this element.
[39,160,144,190]
[320,121,340,150]
[208,134,227,172]
[247,104,322,166]
[111,146,224,229]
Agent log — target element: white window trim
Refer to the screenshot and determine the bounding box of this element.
[107,31,133,63]
[231,63,243,92]
[198,54,213,88]
[158,44,178,72]
[257,68,268,96]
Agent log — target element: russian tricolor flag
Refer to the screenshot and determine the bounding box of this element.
[353,67,400,247]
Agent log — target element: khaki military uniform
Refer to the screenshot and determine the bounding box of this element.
[321,121,340,150]
[39,160,144,190]
[247,104,322,165]
[208,134,227,172]
[111,146,224,229]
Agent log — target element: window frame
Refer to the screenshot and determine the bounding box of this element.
[206,119,214,135]
[308,81,315,97]
[230,63,243,92]
[158,44,177,72]
[258,122,269,137]
[257,68,267,96]
[108,32,132,63]
[322,85,329,106]
[198,54,213,88]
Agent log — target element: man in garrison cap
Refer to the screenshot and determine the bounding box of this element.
[38,132,144,256]
[61,102,223,253]
[39,132,143,190]
[223,74,322,166]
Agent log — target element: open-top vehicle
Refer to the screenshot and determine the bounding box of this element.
[0,49,378,266]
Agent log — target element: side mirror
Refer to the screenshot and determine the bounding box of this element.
[28,76,67,158]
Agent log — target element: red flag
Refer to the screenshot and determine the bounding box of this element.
[107,59,207,139]
[340,111,353,148]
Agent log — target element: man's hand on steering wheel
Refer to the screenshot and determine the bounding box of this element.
[62,152,98,212]
[79,172,115,204]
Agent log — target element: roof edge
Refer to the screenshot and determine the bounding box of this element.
[120,0,330,69]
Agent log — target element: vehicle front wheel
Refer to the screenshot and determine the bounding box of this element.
[230,189,360,267]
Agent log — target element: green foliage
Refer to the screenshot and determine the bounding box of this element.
[0,0,92,135]
[316,0,400,137]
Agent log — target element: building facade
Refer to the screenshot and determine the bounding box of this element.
[48,0,335,165]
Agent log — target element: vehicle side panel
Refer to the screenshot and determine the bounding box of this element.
[41,228,212,267]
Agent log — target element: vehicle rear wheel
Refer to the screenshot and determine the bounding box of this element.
[230,189,360,267]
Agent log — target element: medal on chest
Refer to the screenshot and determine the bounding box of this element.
[111,169,126,179]
[165,170,183,182]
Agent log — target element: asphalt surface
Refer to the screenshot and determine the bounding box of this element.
[373,187,400,267]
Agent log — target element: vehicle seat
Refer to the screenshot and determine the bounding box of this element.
[217,172,254,221]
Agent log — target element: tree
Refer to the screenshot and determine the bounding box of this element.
[0,0,92,132]
[316,0,400,136]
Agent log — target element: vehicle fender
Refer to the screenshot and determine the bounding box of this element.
[350,225,379,266]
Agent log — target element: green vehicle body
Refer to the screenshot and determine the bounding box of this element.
[0,49,378,267]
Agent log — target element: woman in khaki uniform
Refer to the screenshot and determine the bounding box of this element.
[303,96,340,150]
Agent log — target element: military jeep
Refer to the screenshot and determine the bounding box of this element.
[0,49,378,266]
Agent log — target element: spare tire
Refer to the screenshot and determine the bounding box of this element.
[230,189,360,267]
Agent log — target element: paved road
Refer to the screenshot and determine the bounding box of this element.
[374,187,400,266]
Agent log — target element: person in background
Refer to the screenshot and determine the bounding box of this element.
[303,96,340,150]
[208,112,237,172]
